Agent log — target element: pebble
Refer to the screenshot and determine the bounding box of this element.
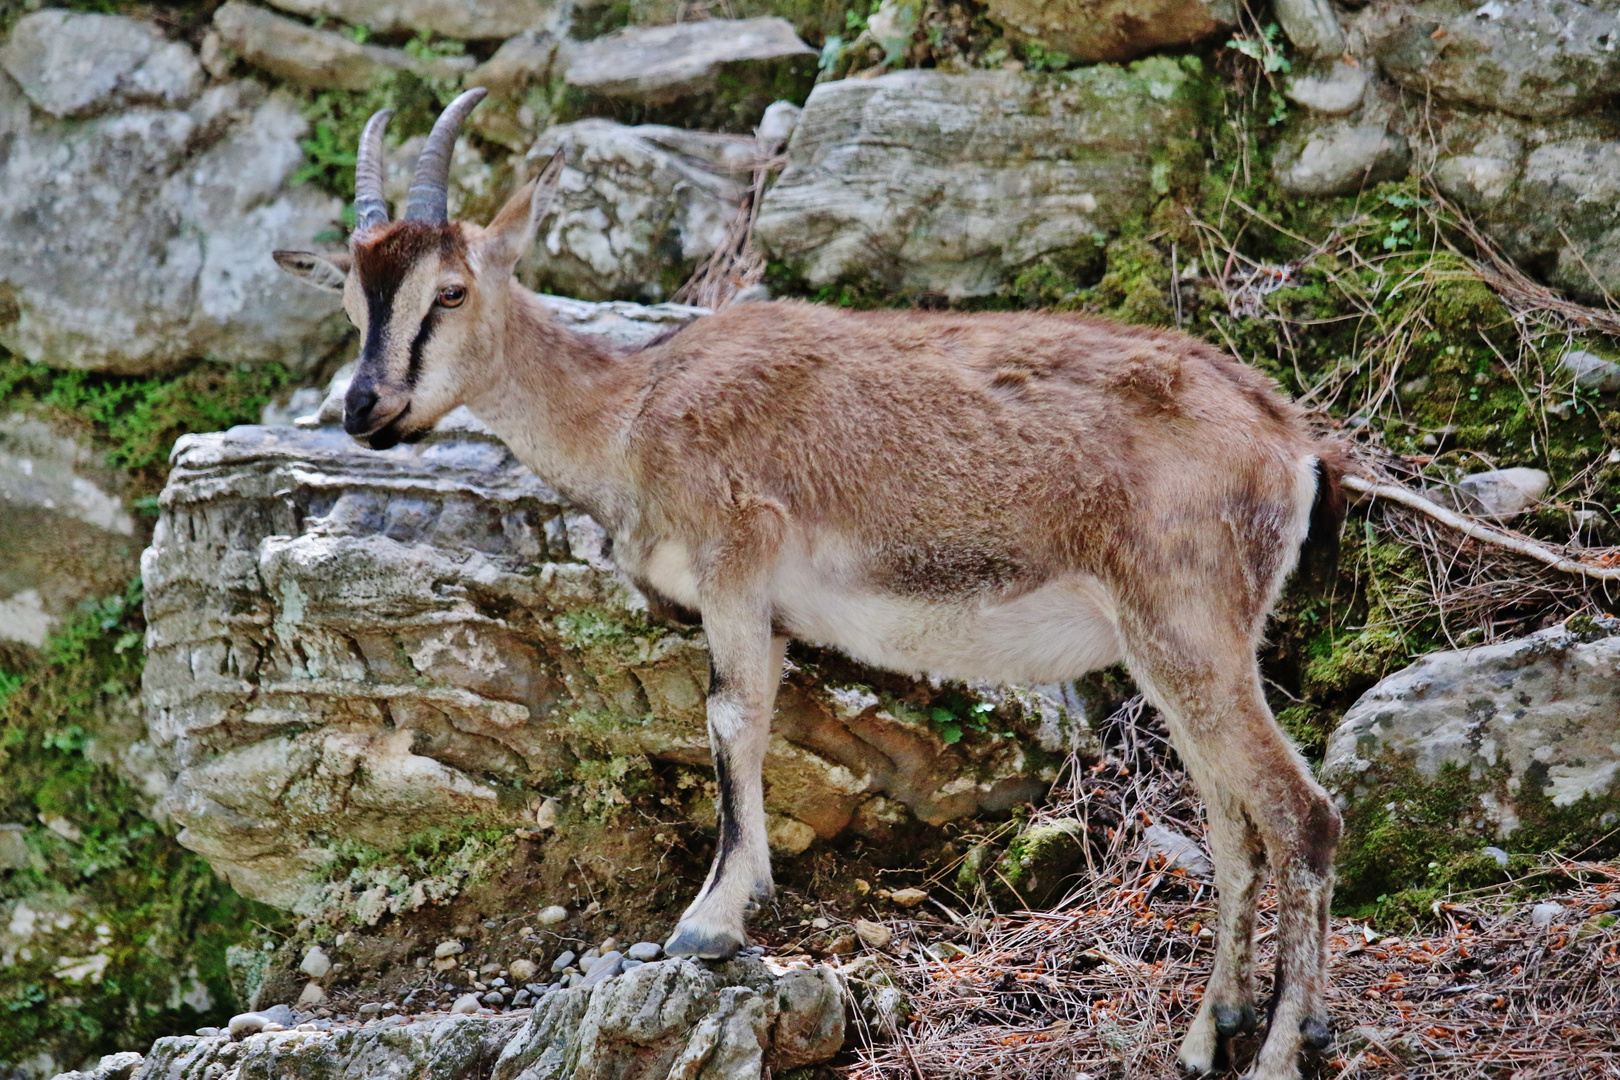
[537,905,569,926]
[889,888,928,908]
[509,958,538,982]
[358,1002,383,1017]
[483,919,500,930]
[300,945,332,979]
[626,941,661,961]
[580,948,601,968]
[1482,846,1510,868]
[482,990,505,1007]
[526,982,548,997]
[579,950,624,988]
[1531,902,1565,928]
[195,1026,221,1037]
[622,959,644,970]
[512,988,533,1007]
[297,981,327,1007]
[563,972,581,988]
[551,950,577,972]
[435,939,464,959]
[451,993,481,1014]
[227,1011,273,1037]
[598,936,618,954]
[853,919,893,948]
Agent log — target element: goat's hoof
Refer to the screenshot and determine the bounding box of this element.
[1300,1016,1332,1051]
[664,920,745,960]
[1214,1002,1258,1036]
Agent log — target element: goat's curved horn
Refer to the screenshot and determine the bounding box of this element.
[353,108,393,233]
[403,87,488,224]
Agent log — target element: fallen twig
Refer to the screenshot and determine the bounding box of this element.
[1341,474,1620,583]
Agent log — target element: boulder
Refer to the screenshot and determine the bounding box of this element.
[140,294,1090,911]
[213,2,476,91]
[106,956,843,1080]
[754,61,1205,297]
[0,410,138,650]
[1273,120,1411,196]
[1272,0,1346,59]
[1498,138,1620,304]
[562,17,814,106]
[1324,617,1620,875]
[0,75,349,374]
[0,10,203,119]
[263,0,557,40]
[521,120,757,301]
[1285,60,1369,115]
[1373,0,1620,119]
[975,0,1237,64]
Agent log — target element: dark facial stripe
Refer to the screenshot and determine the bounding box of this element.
[406,308,439,388]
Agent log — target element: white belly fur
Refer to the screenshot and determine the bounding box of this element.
[631,537,1123,684]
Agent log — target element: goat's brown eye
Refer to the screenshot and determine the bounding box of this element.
[438,285,466,308]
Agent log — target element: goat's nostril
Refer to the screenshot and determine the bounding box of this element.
[344,385,381,434]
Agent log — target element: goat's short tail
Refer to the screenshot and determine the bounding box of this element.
[1300,455,1346,593]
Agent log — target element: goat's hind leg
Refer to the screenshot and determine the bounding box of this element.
[1126,642,1339,1080]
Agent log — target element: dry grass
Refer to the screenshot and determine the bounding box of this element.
[834,707,1620,1080]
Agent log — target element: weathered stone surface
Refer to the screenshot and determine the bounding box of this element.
[522,121,756,301]
[265,0,556,40]
[983,0,1236,63]
[563,17,814,105]
[0,77,349,374]
[0,410,138,650]
[1433,132,1525,212]
[756,63,1203,297]
[213,2,476,91]
[1374,0,1620,119]
[1496,138,1620,304]
[0,11,203,119]
[141,295,1089,910]
[1562,349,1620,392]
[1456,466,1549,520]
[1274,120,1411,196]
[1273,0,1346,59]
[1286,60,1369,115]
[1324,617,1620,842]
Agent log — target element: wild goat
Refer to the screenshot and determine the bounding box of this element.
[275,89,1348,1080]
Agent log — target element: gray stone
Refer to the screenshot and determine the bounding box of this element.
[483,990,506,1007]
[0,825,28,869]
[1273,0,1346,59]
[1561,349,1620,393]
[1285,60,1369,115]
[1531,901,1565,928]
[299,944,332,979]
[1434,133,1524,212]
[0,79,348,374]
[264,0,556,40]
[981,0,1239,63]
[1274,121,1411,196]
[1456,466,1549,520]
[522,119,756,302]
[47,1051,146,1080]
[538,906,570,927]
[1482,845,1510,867]
[1138,823,1213,878]
[769,966,845,1070]
[578,950,623,988]
[452,993,483,1014]
[563,18,814,106]
[0,410,139,650]
[626,941,661,961]
[551,950,577,972]
[0,11,202,119]
[1374,0,1620,119]
[755,62,1204,297]
[212,2,476,91]
[1323,617,1620,843]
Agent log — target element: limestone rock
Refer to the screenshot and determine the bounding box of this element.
[1456,466,1549,520]
[1562,349,1620,393]
[0,410,139,650]
[140,294,1083,910]
[1273,0,1346,59]
[1285,60,1369,115]
[0,11,203,119]
[1433,132,1524,212]
[522,120,756,301]
[1495,138,1620,304]
[981,0,1237,63]
[0,78,349,374]
[1323,616,1620,843]
[1374,0,1620,119]
[1274,121,1411,196]
[213,2,476,91]
[1138,823,1212,877]
[563,17,814,105]
[264,0,556,40]
[755,62,1204,297]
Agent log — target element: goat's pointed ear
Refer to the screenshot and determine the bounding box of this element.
[480,150,566,269]
[274,250,351,292]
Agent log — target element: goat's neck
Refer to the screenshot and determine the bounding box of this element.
[466,284,648,533]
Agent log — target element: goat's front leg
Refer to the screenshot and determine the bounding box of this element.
[664,604,784,960]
